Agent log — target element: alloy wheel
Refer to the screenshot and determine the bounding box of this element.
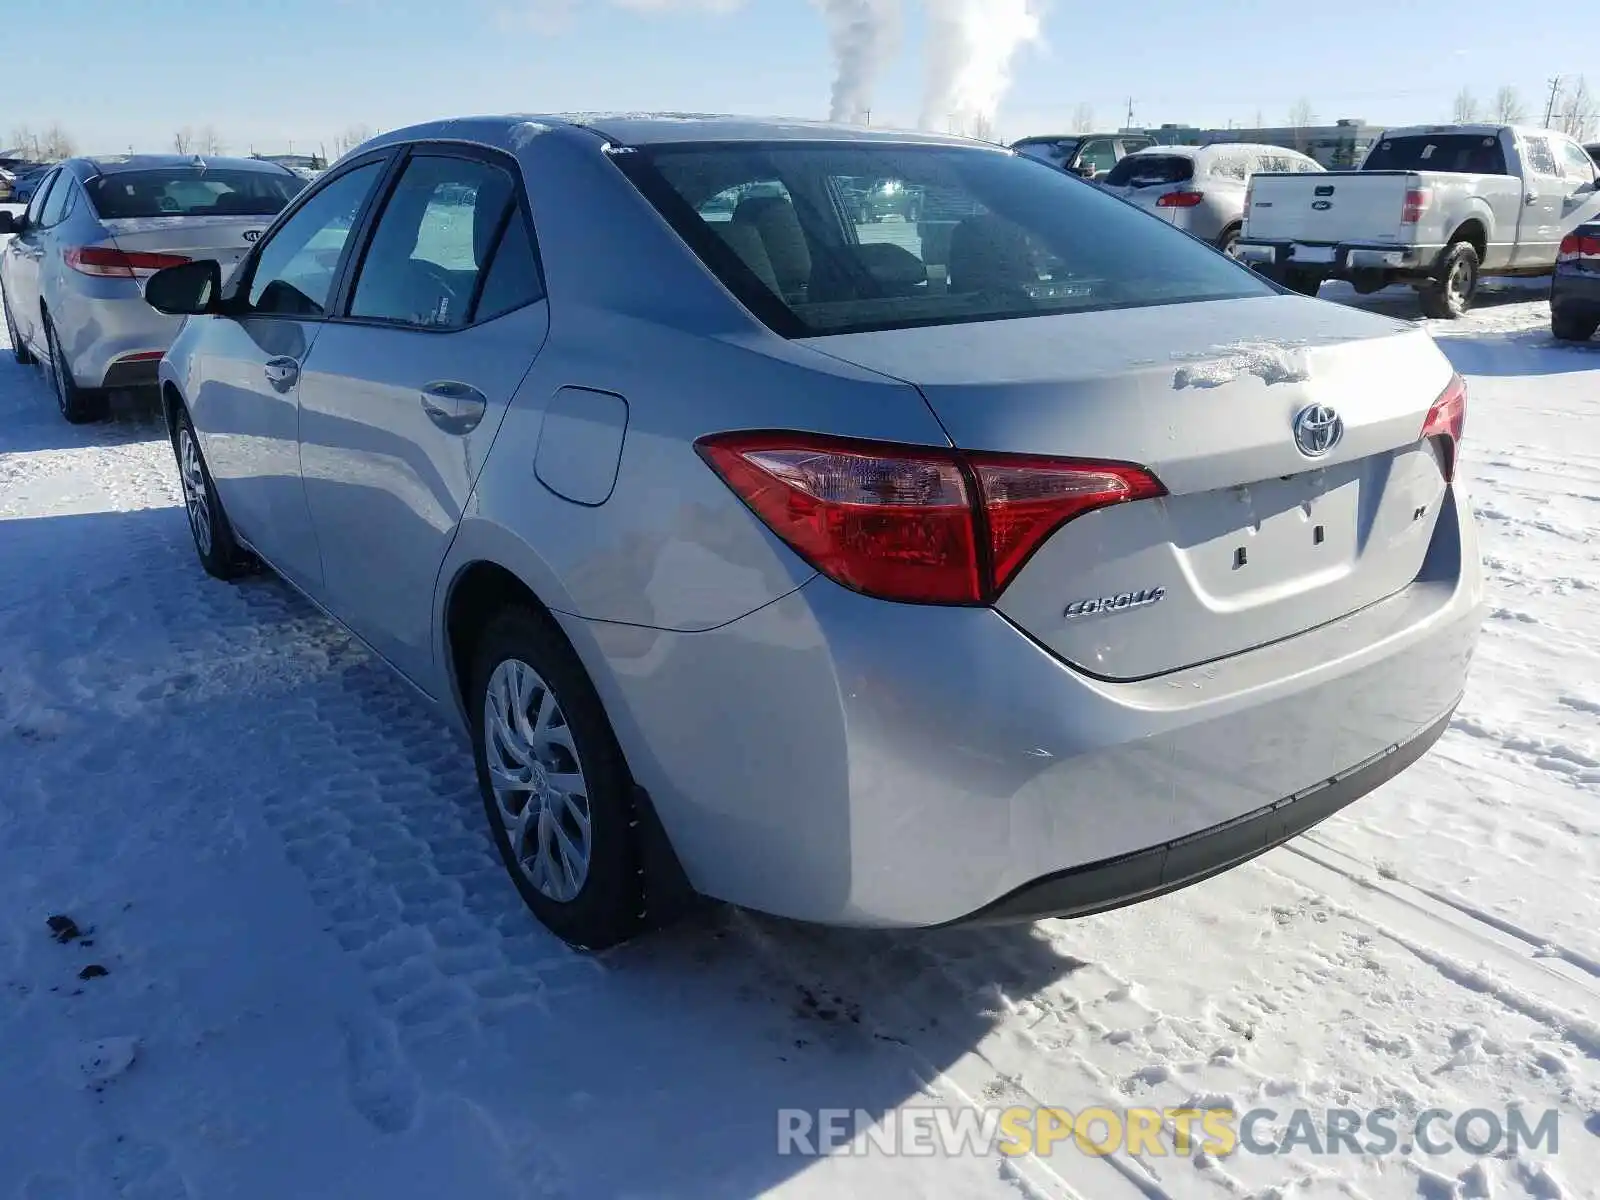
[178,426,214,557]
[483,658,593,903]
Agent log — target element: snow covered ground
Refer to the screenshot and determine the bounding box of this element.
[0,253,1596,1198]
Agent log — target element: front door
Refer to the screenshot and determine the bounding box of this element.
[189,156,391,592]
[296,147,549,682]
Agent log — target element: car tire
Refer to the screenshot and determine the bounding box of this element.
[1419,241,1480,319]
[469,605,643,951]
[172,404,255,581]
[1216,224,1243,259]
[1284,268,1322,296]
[43,312,107,423]
[1551,307,1599,343]
[2,283,34,365]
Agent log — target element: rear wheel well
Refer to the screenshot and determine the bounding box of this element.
[446,562,561,717]
[1446,220,1486,260]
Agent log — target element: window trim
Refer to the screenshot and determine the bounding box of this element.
[222,147,401,321]
[330,139,548,335]
[38,170,76,229]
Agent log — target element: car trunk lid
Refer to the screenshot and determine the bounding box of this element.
[100,215,270,274]
[800,295,1456,679]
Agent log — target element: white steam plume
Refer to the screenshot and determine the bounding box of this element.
[919,0,1041,138]
[816,0,903,124]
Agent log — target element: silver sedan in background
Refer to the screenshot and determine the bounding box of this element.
[1099,142,1324,258]
[0,154,303,422]
[143,116,1481,950]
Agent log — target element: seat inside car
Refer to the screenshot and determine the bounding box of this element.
[948,213,1038,296]
[732,194,811,300]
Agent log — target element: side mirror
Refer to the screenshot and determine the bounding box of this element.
[0,211,18,235]
[1072,163,1098,179]
[145,259,223,316]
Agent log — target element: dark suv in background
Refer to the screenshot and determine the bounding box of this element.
[1010,133,1156,180]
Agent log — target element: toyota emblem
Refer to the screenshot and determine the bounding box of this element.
[1293,404,1344,457]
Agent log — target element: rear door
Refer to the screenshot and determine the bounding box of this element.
[1514,133,1566,267]
[189,154,393,593]
[295,144,550,682]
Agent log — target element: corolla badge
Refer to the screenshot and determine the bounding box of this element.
[1064,587,1165,619]
[1293,404,1344,457]
[242,229,263,242]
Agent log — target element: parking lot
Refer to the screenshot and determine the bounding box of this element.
[1,185,1596,1200]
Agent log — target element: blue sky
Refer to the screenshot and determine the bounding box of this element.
[5,0,1585,157]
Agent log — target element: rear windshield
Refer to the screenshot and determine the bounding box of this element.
[617,143,1269,337]
[1362,134,1507,175]
[85,168,304,219]
[1104,154,1195,187]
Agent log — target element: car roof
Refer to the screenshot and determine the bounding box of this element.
[71,153,299,178]
[365,113,995,154]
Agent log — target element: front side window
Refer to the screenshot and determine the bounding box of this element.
[85,169,302,220]
[247,160,384,317]
[348,154,522,328]
[619,142,1271,338]
[1075,139,1118,175]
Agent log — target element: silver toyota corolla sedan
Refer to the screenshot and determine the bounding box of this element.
[142,114,1483,949]
[0,153,303,422]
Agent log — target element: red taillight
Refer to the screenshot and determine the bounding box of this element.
[1558,233,1600,260]
[1156,190,1205,208]
[695,432,1166,605]
[64,246,191,279]
[1421,373,1467,483]
[1402,188,1430,224]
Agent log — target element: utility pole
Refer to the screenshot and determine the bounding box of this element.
[1125,97,1135,132]
[1543,77,1562,128]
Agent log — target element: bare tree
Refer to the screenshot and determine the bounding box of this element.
[1493,85,1527,124]
[1288,99,1317,129]
[1558,76,1597,140]
[1072,102,1094,135]
[1452,87,1480,124]
[39,123,76,160]
[196,125,226,155]
[969,114,997,143]
[173,127,194,154]
[8,125,39,159]
[332,124,375,157]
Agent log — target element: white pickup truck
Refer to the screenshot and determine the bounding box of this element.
[1236,124,1600,316]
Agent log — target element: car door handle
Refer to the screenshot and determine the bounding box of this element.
[263,356,300,390]
[420,381,488,435]
[1525,192,1540,204]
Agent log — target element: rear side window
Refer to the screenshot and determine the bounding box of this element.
[1104,154,1194,187]
[1521,137,1561,178]
[85,169,302,219]
[617,142,1270,338]
[24,171,57,224]
[348,154,525,329]
[39,176,74,227]
[1075,139,1118,175]
[1362,134,1507,175]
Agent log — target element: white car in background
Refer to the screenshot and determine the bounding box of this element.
[1100,143,1324,258]
[0,153,304,422]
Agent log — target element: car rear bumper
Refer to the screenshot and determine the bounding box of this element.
[569,484,1483,928]
[54,286,183,391]
[1552,267,1600,310]
[1237,239,1437,273]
